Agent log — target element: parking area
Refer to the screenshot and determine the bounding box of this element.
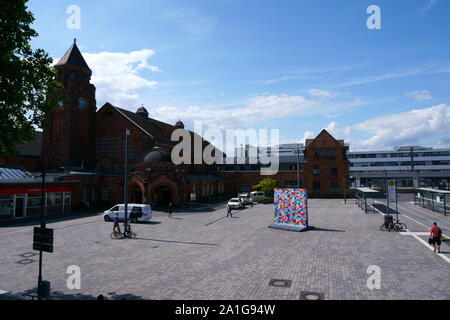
[0,198,449,300]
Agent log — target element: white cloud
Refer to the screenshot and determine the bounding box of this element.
[308,89,332,98]
[406,90,432,102]
[348,104,450,150]
[82,49,160,107]
[420,0,438,15]
[338,64,450,87]
[302,130,315,144]
[151,94,320,131]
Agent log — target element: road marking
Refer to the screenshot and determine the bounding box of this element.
[371,200,449,239]
[400,210,449,240]
[409,233,450,264]
[367,201,450,264]
[399,232,430,236]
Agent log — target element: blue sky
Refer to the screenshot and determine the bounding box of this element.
[28,0,450,151]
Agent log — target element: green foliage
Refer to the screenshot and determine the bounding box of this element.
[0,0,63,156]
[253,178,278,196]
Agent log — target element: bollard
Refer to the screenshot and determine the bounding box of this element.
[38,280,51,298]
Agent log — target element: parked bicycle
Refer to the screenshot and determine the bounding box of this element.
[110,224,136,239]
[380,216,407,232]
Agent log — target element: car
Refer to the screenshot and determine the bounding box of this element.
[103,203,152,223]
[227,198,243,209]
[238,193,250,204]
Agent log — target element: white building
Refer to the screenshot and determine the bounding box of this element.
[348,146,450,188]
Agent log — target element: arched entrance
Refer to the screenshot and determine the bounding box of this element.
[131,186,143,203]
[152,186,172,208]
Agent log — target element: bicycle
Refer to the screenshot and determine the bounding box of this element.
[380,219,407,232]
[110,225,136,239]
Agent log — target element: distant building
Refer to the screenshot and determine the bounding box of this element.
[219,130,350,198]
[348,146,450,188]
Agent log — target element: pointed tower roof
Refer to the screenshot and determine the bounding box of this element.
[55,39,91,74]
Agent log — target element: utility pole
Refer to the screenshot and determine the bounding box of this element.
[37,163,45,299]
[124,128,130,234]
[385,170,389,216]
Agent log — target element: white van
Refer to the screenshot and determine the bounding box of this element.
[103,203,152,222]
[250,191,265,202]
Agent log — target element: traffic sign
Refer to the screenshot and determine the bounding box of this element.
[388,179,396,202]
[33,227,54,253]
[33,242,53,253]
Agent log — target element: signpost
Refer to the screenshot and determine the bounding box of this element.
[124,128,130,235]
[33,227,54,253]
[387,179,398,221]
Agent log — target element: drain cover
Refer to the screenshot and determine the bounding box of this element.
[268,279,292,288]
[19,252,37,258]
[15,259,35,265]
[300,291,324,300]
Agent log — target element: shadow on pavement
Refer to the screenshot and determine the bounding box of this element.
[372,203,398,215]
[134,237,218,246]
[310,227,345,233]
[9,288,144,300]
[0,210,102,228]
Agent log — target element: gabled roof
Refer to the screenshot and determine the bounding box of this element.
[10,131,42,157]
[54,39,91,72]
[305,129,343,148]
[98,102,225,158]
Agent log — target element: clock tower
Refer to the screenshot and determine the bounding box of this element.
[42,39,96,169]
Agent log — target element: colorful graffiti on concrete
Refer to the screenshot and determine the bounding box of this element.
[273,188,308,227]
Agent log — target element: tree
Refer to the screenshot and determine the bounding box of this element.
[253,178,278,196]
[0,0,63,157]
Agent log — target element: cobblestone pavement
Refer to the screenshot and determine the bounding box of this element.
[0,199,449,300]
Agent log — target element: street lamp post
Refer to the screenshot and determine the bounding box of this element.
[124,128,130,234]
[37,163,45,299]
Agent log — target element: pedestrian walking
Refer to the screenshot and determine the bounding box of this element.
[250,197,254,207]
[429,222,443,253]
[226,204,233,218]
[168,202,173,219]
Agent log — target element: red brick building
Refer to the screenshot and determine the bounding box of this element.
[0,40,350,220]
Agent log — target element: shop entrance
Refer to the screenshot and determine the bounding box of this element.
[15,195,26,219]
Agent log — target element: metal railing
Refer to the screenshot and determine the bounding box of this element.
[414,195,448,216]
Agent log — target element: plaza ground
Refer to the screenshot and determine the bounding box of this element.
[0,196,449,300]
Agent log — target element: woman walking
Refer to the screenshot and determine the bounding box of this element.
[168,202,173,219]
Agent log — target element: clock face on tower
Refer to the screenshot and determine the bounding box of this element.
[78,97,88,110]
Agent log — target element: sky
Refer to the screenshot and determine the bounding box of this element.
[27,0,450,151]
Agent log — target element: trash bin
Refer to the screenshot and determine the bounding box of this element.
[38,280,51,298]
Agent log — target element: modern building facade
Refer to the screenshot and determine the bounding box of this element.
[348,146,450,188]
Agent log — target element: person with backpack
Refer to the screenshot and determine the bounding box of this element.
[429,222,443,253]
[226,204,233,218]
